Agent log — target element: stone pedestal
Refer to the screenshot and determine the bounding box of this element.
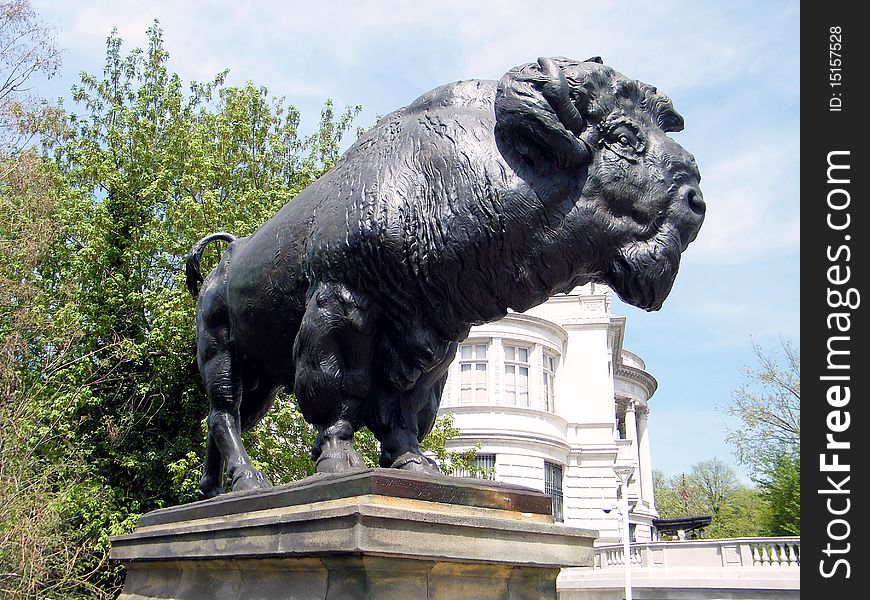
[111,469,597,599]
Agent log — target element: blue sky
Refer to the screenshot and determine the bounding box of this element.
[31,0,800,484]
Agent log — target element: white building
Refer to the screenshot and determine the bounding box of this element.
[439,283,657,544]
[438,285,801,598]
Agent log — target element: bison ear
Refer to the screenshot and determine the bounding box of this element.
[495,57,592,176]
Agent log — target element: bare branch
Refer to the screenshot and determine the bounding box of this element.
[723,337,800,478]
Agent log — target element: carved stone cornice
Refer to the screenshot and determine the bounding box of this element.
[615,364,658,398]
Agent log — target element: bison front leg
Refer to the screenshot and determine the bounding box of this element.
[293,282,378,473]
[371,379,444,474]
[366,347,454,474]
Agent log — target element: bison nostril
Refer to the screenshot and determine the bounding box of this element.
[683,186,706,217]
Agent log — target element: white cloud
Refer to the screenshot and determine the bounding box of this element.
[689,144,800,263]
[36,0,798,98]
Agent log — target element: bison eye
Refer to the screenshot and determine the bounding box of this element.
[604,122,645,161]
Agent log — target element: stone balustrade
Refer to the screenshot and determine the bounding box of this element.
[597,545,643,568]
[748,539,800,567]
[558,537,800,599]
[593,537,800,570]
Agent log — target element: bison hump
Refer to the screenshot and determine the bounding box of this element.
[404,79,497,115]
[339,79,498,164]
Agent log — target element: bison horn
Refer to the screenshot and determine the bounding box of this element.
[537,56,585,136]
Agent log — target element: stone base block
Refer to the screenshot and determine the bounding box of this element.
[111,469,597,599]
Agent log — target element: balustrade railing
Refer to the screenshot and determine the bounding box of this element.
[593,537,800,570]
[750,539,800,566]
[598,545,642,568]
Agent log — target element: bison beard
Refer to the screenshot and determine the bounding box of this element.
[606,225,684,311]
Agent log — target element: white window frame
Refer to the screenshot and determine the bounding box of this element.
[542,351,557,412]
[458,342,489,404]
[503,344,531,407]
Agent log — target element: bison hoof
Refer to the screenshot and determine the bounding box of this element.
[230,468,272,492]
[197,478,225,500]
[315,448,365,474]
[391,452,441,474]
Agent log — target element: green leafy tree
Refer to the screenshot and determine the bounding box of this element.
[0,4,97,596]
[2,20,366,595]
[654,470,704,518]
[0,151,108,599]
[724,338,799,535]
[760,453,799,535]
[710,487,771,539]
[690,458,740,519]
[654,459,770,539]
[689,458,772,539]
[652,470,681,516]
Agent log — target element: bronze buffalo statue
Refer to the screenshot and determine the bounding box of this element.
[185,56,705,498]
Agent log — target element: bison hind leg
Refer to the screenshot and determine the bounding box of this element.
[198,428,225,499]
[240,376,281,432]
[196,302,271,496]
[197,375,279,497]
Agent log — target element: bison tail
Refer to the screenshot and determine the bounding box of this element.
[185,232,237,299]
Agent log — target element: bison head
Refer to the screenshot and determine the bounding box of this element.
[495,56,705,311]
